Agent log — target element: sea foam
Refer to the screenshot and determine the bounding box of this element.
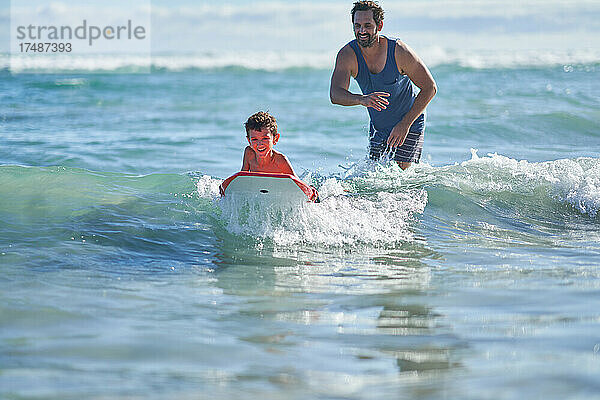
[198,172,427,247]
[198,152,600,248]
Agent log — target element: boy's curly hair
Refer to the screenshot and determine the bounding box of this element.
[244,111,278,137]
[351,0,384,25]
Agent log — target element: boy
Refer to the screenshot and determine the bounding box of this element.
[241,111,296,175]
[226,111,319,202]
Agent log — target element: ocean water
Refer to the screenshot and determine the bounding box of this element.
[2,2,600,398]
[2,59,599,400]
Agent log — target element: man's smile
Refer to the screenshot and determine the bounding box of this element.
[356,31,375,47]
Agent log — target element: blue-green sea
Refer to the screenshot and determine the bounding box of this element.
[2,53,600,399]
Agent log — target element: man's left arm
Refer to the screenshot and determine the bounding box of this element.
[387,41,437,148]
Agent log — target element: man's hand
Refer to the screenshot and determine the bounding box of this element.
[360,92,390,111]
[387,122,410,148]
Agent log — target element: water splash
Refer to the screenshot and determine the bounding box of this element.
[196,174,221,200]
[197,168,427,247]
[197,152,600,248]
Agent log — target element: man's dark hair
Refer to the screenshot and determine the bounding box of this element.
[244,111,278,137]
[351,1,385,26]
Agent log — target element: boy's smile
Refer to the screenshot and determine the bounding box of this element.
[247,128,280,159]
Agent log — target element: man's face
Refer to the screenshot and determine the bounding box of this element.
[353,10,380,48]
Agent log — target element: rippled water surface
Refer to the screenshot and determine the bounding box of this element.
[1,58,600,399]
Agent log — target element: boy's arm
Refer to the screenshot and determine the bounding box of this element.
[241,146,252,171]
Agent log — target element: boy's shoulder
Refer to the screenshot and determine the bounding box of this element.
[272,150,295,175]
[272,149,290,161]
[271,149,286,157]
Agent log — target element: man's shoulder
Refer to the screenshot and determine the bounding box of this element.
[390,38,408,50]
[386,37,406,51]
[391,38,422,73]
[338,43,354,56]
[336,42,358,67]
[391,38,416,57]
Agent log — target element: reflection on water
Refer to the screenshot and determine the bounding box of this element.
[209,238,464,397]
[376,305,460,374]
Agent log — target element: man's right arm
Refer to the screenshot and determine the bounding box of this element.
[329,45,390,111]
[330,46,361,106]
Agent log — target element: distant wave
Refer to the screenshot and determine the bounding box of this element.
[422,48,600,70]
[3,48,600,73]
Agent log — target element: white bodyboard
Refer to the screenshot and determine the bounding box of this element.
[220,172,318,203]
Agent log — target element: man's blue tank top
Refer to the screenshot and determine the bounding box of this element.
[348,37,425,134]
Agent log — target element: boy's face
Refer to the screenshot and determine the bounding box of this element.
[247,128,279,159]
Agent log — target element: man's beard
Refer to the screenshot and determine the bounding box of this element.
[356,32,376,48]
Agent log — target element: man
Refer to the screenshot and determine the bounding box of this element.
[330,0,437,170]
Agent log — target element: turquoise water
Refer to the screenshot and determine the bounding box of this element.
[2,60,600,399]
